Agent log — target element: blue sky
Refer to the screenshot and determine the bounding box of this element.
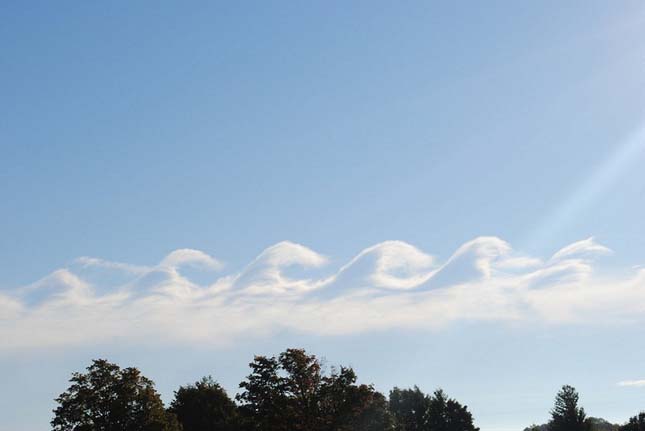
[1,2,645,430]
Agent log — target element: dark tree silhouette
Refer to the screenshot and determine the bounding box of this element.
[389,387,478,431]
[621,413,645,431]
[353,390,394,431]
[51,359,180,431]
[237,348,392,431]
[548,385,590,431]
[169,376,239,431]
[426,389,479,431]
[525,416,621,431]
[389,386,430,431]
[278,348,322,430]
[236,354,289,431]
[319,366,393,431]
[50,351,485,431]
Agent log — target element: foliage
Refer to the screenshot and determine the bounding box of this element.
[426,389,479,431]
[236,348,392,431]
[526,387,629,431]
[53,352,643,431]
[169,376,239,431]
[51,359,180,431]
[319,366,394,431]
[388,386,478,431]
[548,385,590,431]
[236,353,287,431]
[389,386,430,431]
[587,417,621,431]
[620,413,645,431]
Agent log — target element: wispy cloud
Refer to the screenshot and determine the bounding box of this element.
[1,237,644,351]
[617,380,645,387]
[550,237,613,261]
[74,256,150,274]
[159,248,224,271]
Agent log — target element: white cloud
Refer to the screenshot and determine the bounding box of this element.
[74,256,150,274]
[1,237,644,351]
[551,237,612,261]
[228,241,328,295]
[0,294,23,319]
[618,380,645,387]
[19,269,92,305]
[495,256,543,270]
[160,248,223,271]
[331,240,435,291]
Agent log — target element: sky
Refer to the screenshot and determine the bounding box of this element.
[1,1,645,430]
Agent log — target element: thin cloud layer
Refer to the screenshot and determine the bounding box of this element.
[1,237,644,351]
[617,380,645,387]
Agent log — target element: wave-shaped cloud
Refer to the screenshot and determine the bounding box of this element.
[1,237,644,350]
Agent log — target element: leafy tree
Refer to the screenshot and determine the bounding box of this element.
[389,387,478,431]
[548,385,590,431]
[389,386,430,431]
[237,354,289,431]
[51,359,180,431]
[319,366,393,431]
[620,413,645,431]
[353,390,394,431]
[237,348,391,431]
[426,389,479,431]
[525,417,620,431]
[587,417,620,431]
[278,348,322,430]
[169,376,239,431]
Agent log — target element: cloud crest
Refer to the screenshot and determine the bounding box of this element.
[1,237,644,350]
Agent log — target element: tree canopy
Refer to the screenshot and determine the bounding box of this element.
[236,348,391,431]
[50,352,643,431]
[389,386,430,431]
[169,376,238,431]
[620,413,645,431]
[548,385,590,431]
[51,359,179,431]
[388,387,478,431]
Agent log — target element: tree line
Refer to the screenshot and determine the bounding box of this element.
[525,385,645,431]
[50,348,644,431]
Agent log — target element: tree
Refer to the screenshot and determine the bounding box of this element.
[426,389,479,431]
[278,348,322,430]
[237,354,289,431]
[388,387,478,431]
[319,366,393,431]
[389,386,430,431]
[620,413,645,431]
[51,359,180,431]
[524,417,620,431]
[169,376,239,431]
[587,417,620,431]
[548,385,590,431]
[237,348,391,431]
[352,390,394,431]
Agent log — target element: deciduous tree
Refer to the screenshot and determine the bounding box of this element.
[621,413,645,431]
[426,389,478,431]
[51,359,179,431]
[237,348,392,431]
[389,386,430,431]
[169,376,239,431]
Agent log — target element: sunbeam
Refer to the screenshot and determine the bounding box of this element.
[525,122,645,252]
